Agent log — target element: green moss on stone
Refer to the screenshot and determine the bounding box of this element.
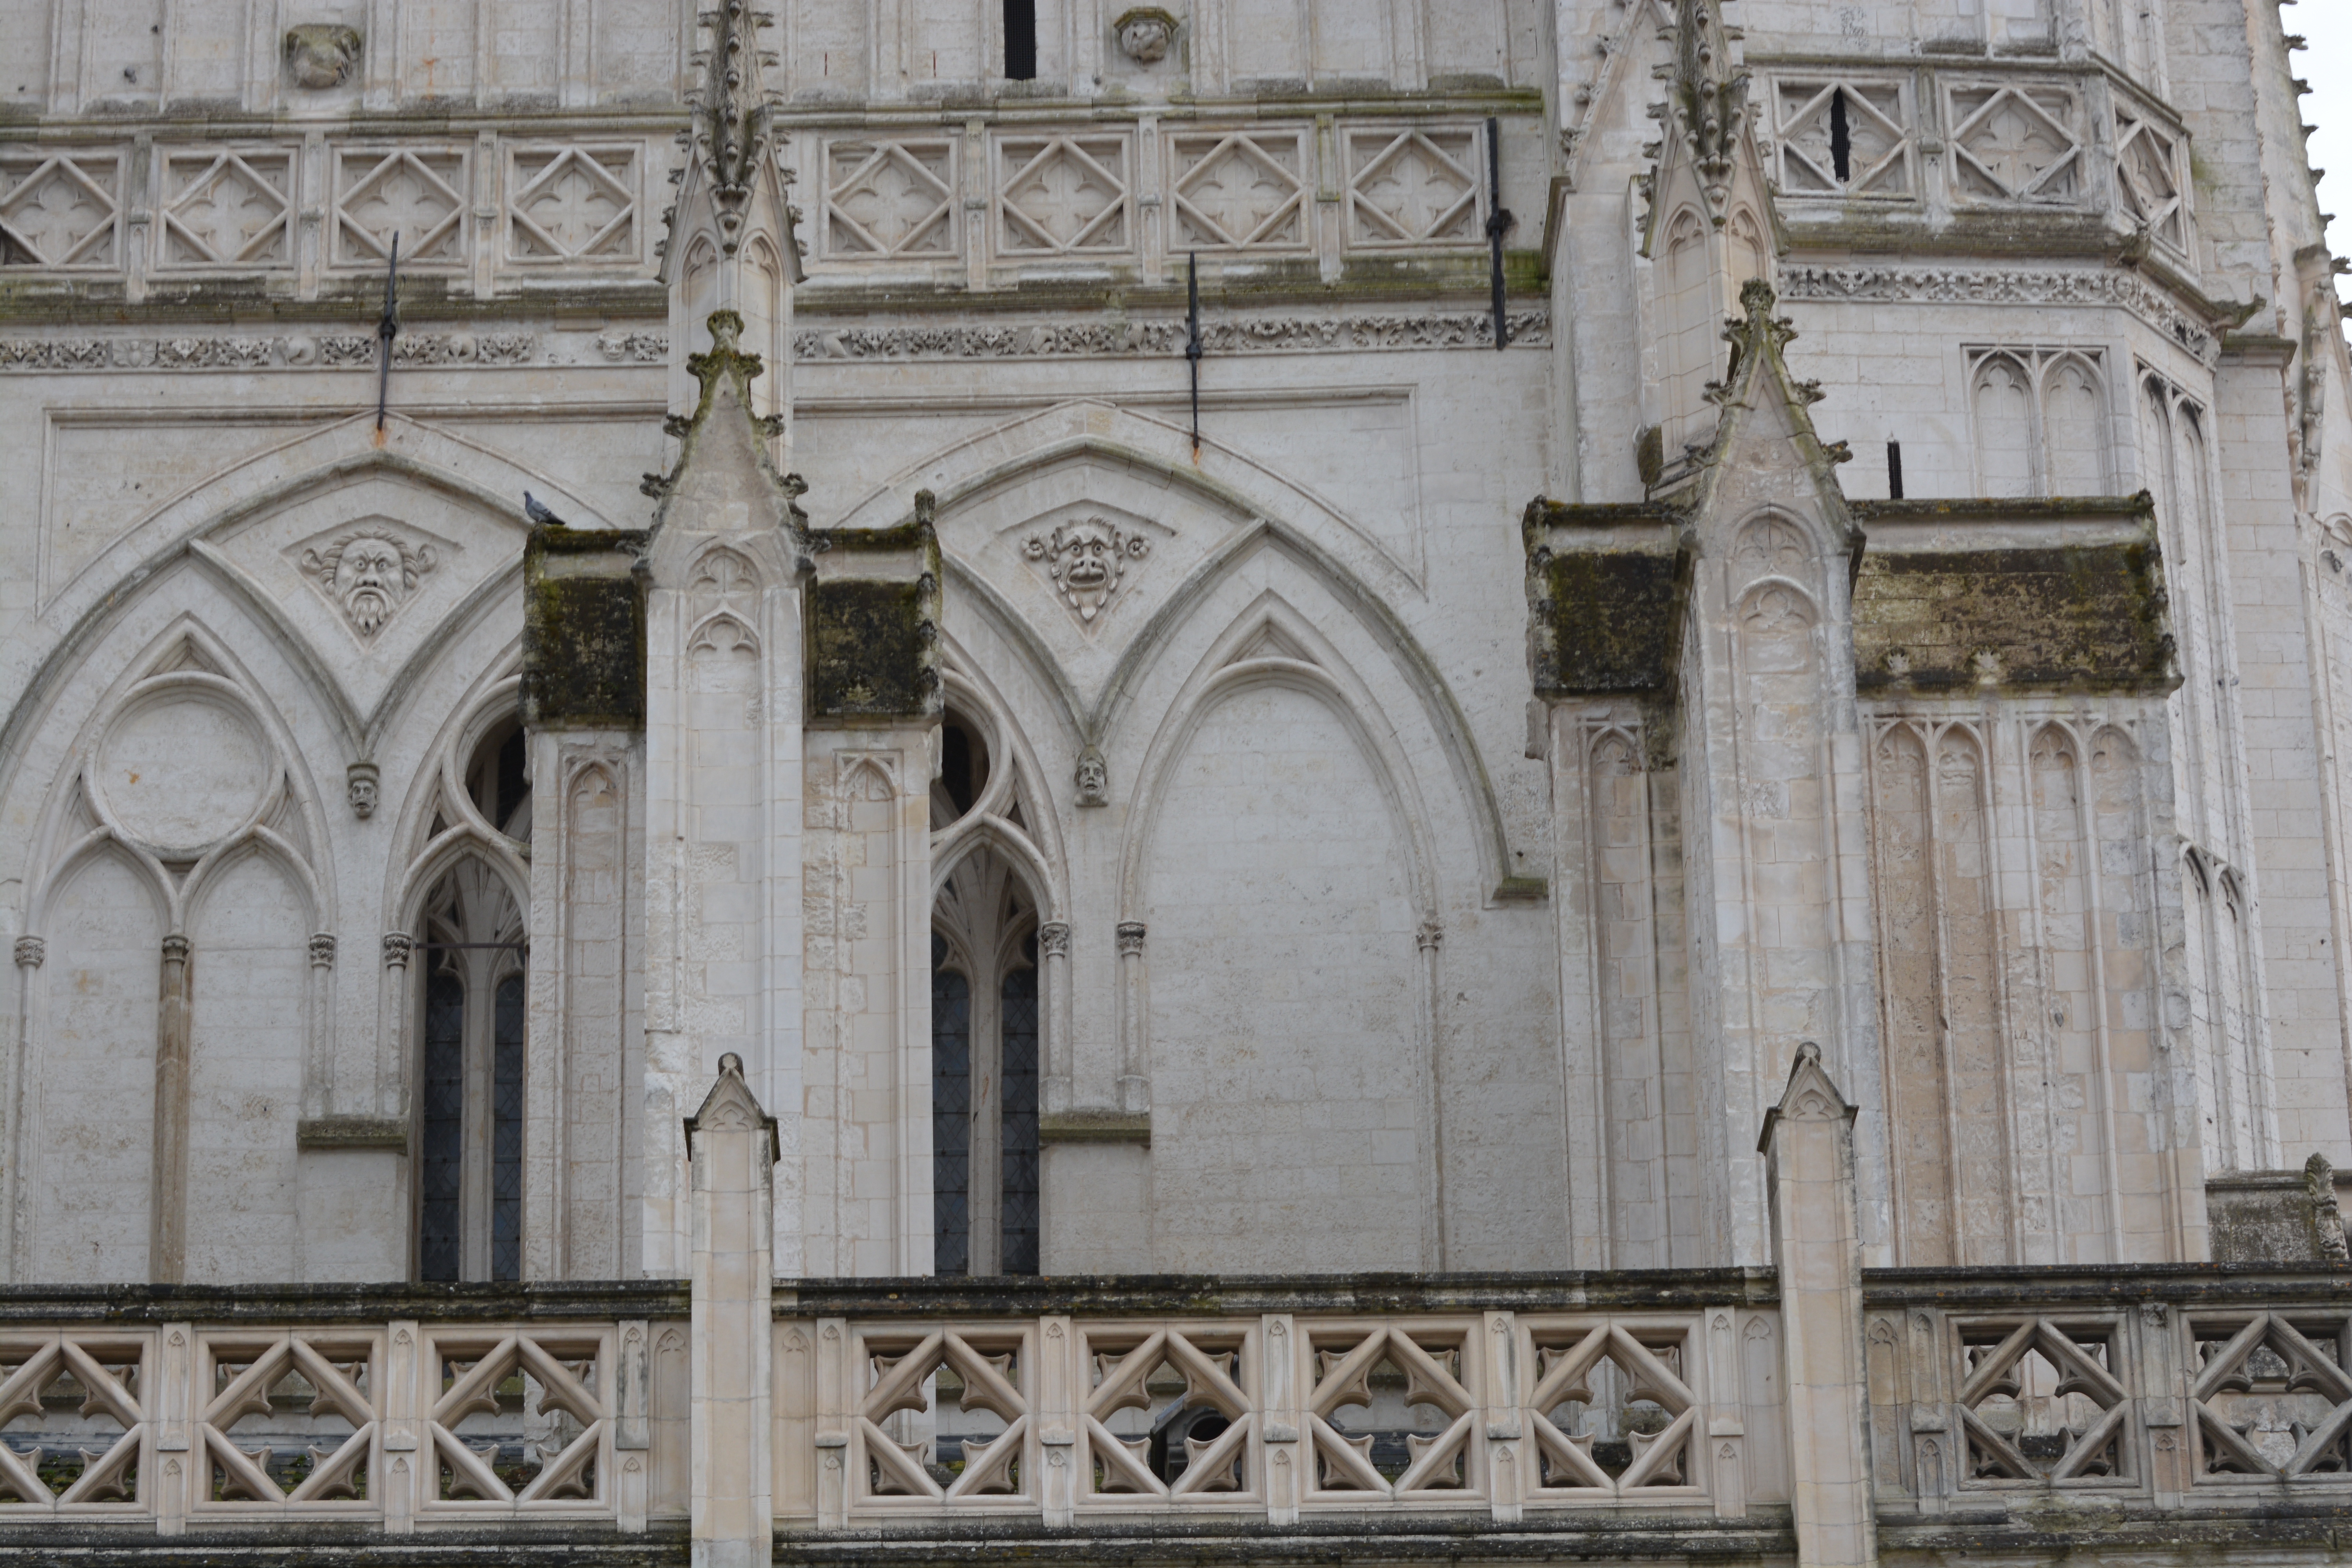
[521,526,648,729]
[808,579,933,718]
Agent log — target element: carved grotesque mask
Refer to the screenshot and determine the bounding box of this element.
[1114,8,1176,64]
[302,527,437,641]
[1024,516,1149,626]
[284,25,363,90]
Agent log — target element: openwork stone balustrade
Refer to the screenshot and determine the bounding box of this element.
[4,1267,2350,1555]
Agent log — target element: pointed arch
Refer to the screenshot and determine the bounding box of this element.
[1118,590,1439,919]
[875,414,1521,899]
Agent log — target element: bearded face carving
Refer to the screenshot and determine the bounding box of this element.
[301,528,438,640]
[1023,516,1149,625]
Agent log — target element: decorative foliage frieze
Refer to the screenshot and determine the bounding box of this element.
[0,331,539,370]
[1779,264,2216,362]
[795,309,1548,361]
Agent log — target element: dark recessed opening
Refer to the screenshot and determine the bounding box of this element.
[1829,89,1853,183]
[1887,440,1906,499]
[1004,0,1037,80]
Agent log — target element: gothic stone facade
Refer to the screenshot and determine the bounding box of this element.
[0,0,2350,1562]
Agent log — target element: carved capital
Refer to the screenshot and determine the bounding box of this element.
[160,934,192,965]
[12,936,43,969]
[1038,921,1071,960]
[309,933,338,968]
[382,932,414,969]
[1115,921,1147,956]
[1416,922,1443,953]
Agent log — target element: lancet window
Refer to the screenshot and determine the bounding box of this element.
[929,707,1043,1277]
[408,708,534,1283]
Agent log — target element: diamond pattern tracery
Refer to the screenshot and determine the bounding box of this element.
[1170,132,1308,250]
[1947,85,2083,204]
[824,139,956,258]
[1953,1318,2130,1485]
[1344,129,1481,247]
[334,148,467,266]
[996,136,1131,255]
[0,152,122,269]
[2189,1313,2352,1481]
[506,147,639,263]
[157,149,294,268]
[2112,108,2188,255]
[1770,80,1913,196]
[0,1333,147,1508]
[1523,1320,1701,1495]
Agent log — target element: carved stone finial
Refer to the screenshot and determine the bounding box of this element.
[13,936,43,969]
[1113,6,1178,64]
[1074,745,1109,807]
[382,932,414,969]
[347,761,380,818]
[309,933,338,968]
[719,1051,746,1079]
[284,24,362,89]
[1038,922,1071,960]
[1116,921,1147,956]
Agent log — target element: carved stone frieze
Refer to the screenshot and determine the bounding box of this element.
[793,309,1549,361]
[0,330,541,371]
[1779,264,2218,363]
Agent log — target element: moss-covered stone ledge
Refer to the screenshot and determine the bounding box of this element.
[1522,499,1690,699]
[1849,494,2176,695]
[806,491,944,722]
[521,523,650,730]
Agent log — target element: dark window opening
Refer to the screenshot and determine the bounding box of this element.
[1004,0,1036,79]
[466,714,534,840]
[1829,89,1853,183]
[420,972,465,1283]
[1888,440,1906,499]
[932,933,973,1276]
[491,974,525,1282]
[999,935,1040,1276]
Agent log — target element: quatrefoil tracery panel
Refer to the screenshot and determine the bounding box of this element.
[2112,109,2188,256]
[1523,1321,1701,1496]
[0,1334,148,1510]
[1302,1325,1478,1499]
[1169,132,1309,251]
[505,146,640,263]
[1343,129,1482,248]
[1946,84,2084,205]
[156,148,294,269]
[334,147,467,267]
[422,1330,612,1512]
[1081,1325,1259,1502]
[2189,1314,2352,1482]
[857,1329,1034,1504]
[0,151,122,269]
[823,138,956,259]
[196,1332,381,1508]
[996,136,1132,256]
[1954,1318,2130,1486]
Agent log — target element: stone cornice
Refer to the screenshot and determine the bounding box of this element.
[1780,261,2226,364]
[795,307,1550,361]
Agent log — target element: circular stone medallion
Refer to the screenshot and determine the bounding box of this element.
[95,691,272,853]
